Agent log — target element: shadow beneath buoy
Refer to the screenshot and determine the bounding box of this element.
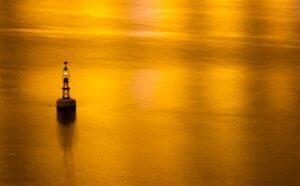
[56,110,77,185]
[56,110,77,150]
[57,110,76,151]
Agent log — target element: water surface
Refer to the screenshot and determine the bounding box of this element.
[1,0,300,185]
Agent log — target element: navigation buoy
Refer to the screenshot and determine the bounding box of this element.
[56,61,76,111]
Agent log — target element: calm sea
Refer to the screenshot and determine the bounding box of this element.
[0,0,300,185]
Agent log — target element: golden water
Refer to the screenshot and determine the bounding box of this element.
[0,0,300,185]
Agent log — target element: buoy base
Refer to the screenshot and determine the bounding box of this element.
[56,98,76,111]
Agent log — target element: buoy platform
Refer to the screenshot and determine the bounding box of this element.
[57,98,76,111]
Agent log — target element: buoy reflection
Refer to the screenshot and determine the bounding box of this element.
[57,110,76,185]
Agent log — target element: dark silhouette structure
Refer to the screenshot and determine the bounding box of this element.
[56,61,76,111]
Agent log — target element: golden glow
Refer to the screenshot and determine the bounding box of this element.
[10,0,122,37]
[204,64,247,113]
[154,0,187,38]
[7,0,188,38]
[132,68,187,110]
[265,66,295,111]
[263,0,297,42]
[129,0,157,36]
[206,1,243,38]
[207,117,248,185]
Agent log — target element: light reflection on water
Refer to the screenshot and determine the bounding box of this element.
[1,0,300,185]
